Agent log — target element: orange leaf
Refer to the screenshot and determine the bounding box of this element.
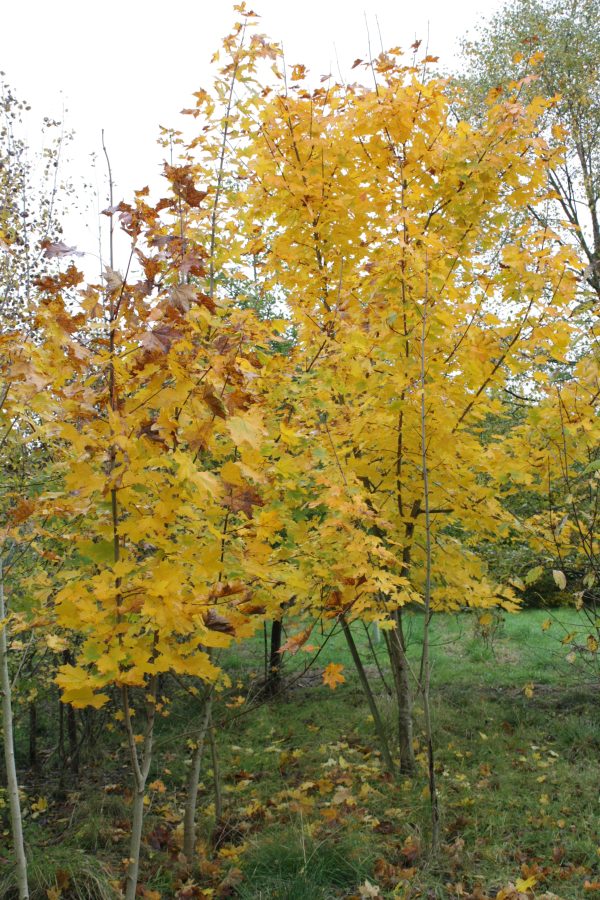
[279,626,312,656]
[322,663,345,690]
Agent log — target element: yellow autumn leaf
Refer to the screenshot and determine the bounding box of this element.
[55,666,109,709]
[221,460,244,485]
[192,469,222,497]
[322,663,345,690]
[529,50,545,66]
[279,420,301,446]
[31,795,48,813]
[552,569,567,590]
[515,874,537,891]
[226,414,263,449]
[46,634,69,652]
[148,779,166,793]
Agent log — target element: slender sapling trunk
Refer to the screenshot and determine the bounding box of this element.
[183,689,214,862]
[385,609,416,774]
[266,617,283,695]
[419,261,441,853]
[122,680,158,900]
[209,721,222,824]
[0,553,29,899]
[340,615,396,778]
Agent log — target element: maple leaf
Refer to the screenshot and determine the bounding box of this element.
[34,264,83,292]
[41,239,84,258]
[226,415,264,449]
[322,663,345,690]
[173,245,210,276]
[209,581,246,599]
[203,609,235,635]
[291,63,307,81]
[224,482,264,518]
[164,163,207,207]
[148,779,166,793]
[515,875,537,892]
[169,284,198,312]
[30,795,48,814]
[552,570,567,590]
[56,666,109,709]
[140,324,181,355]
[202,383,227,418]
[46,634,69,653]
[103,266,123,292]
[392,836,418,865]
[221,460,244,485]
[9,498,36,524]
[359,880,381,899]
[279,626,313,656]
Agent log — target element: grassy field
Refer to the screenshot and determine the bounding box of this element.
[1,608,599,898]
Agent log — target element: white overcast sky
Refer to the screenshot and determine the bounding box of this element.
[2,0,503,263]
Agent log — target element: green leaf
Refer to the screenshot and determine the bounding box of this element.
[583,459,600,475]
[525,565,544,585]
[77,540,115,564]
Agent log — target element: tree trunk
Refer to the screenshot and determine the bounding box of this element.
[340,616,396,777]
[385,610,416,774]
[127,784,146,897]
[266,618,283,695]
[209,722,222,824]
[419,272,441,852]
[28,701,37,770]
[58,695,64,766]
[62,649,79,775]
[0,554,29,898]
[183,690,213,862]
[122,681,157,900]
[66,703,78,774]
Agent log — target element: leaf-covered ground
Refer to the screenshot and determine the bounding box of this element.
[1,610,599,899]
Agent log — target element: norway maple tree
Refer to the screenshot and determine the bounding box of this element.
[1,4,592,891]
[26,160,278,894]
[239,47,578,771]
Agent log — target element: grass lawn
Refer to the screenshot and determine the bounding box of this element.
[1,609,599,898]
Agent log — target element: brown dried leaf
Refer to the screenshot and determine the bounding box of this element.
[41,239,84,258]
[140,332,168,354]
[238,603,266,616]
[203,609,235,635]
[223,483,264,518]
[140,324,181,356]
[169,284,197,312]
[164,164,207,208]
[104,266,123,293]
[279,626,312,656]
[203,384,227,419]
[10,498,36,524]
[34,264,83,293]
[209,581,246,599]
